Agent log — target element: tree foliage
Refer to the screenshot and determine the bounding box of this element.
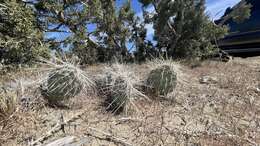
[34,0,139,63]
[139,0,229,59]
[34,0,98,64]
[131,21,157,62]
[218,0,252,25]
[0,0,49,65]
[0,0,252,65]
[90,0,137,62]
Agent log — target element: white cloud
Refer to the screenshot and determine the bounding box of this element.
[136,5,155,18]
[135,6,155,41]
[145,24,154,38]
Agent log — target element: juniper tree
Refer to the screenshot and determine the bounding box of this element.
[34,0,100,64]
[131,20,157,62]
[34,0,138,63]
[92,0,136,62]
[0,0,49,65]
[138,0,251,59]
[217,0,252,25]
[131,22,148,62]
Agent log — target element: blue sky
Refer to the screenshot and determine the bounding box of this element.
[124,0,241,19]
[46,0,241,50]
[131,0,241,36]
[104,0,241,40]
[136,0,240,18]
[206,0,240,20]
[128,0,241,46]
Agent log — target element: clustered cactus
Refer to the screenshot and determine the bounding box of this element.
[146,65,177,96]
[37,57,179,114]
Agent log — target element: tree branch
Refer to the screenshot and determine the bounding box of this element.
[151,1,177,36]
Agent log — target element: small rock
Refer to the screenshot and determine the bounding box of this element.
[45,136,76,146]
[45,136,90,146]
[199,76,218,84]
[256,87,260,92]
[65,137,90,146]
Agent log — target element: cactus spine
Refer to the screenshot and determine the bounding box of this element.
[146,65,177,96]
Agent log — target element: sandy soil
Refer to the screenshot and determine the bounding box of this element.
[1,57,260,146]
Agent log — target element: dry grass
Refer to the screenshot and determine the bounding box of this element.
[0,57,260,145]
[0,84,19,145]
[0,90,17,121]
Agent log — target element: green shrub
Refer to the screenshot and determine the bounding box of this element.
[0,0,50,65]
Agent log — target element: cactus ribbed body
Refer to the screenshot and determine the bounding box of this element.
[147,65,177,96]
[109,78,127,111]
[41,67,82,104]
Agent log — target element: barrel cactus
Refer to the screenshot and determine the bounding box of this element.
[146,65,177,96]
[107,77,128,113]
[40,57,95,105]
[99,63,148,114]
[41,66,82,104]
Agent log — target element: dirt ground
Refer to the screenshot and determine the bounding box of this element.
[1,57,260,146]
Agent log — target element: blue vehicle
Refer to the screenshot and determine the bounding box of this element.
[217,0,260,54]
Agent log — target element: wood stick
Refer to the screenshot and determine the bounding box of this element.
[85,127,133,146]
[30,110,86,146]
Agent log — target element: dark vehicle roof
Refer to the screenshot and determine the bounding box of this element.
[217,0,260,33]
[217,0,260,54]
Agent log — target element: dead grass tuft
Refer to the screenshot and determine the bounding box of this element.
[0,89,17,121]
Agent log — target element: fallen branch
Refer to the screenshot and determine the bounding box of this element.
[85,127,133,146]
[29,110,86,146]
[45,136,76,146]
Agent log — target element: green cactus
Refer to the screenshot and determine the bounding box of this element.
[41,66,83,104]
[146,65,177,96]
[107,78,128,113]
[99,63,148,114]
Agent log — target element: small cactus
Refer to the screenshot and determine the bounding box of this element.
[107,77,128,113]
[146,65,177,96]
[98,63,148,114]
[39,57,95,105]
[41,67,83,104]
